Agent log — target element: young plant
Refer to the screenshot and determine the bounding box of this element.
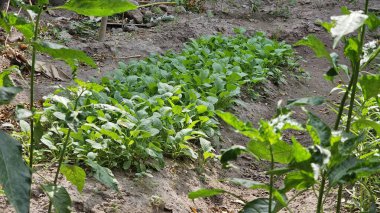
[0,0,139,212]
[188,1,380,212]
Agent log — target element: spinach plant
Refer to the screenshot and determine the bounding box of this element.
[32,30,299,174]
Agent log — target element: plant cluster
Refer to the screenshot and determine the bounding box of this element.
[33,30,298,172]
[189,2,380,213]
[0,0,140,212]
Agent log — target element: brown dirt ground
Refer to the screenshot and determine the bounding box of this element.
[1,0,377,212]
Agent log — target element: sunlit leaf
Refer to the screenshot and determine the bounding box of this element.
[331,11,368,48]
[295,35,332,62]
[60,164,86,192]
[0,12,34,40]
[57,0,138,17]
[353,119,380,136]
[365,13,380,31]
[359,74,380,100]
[188,188,225,200]
[216,110,257,138]
[282,171,315,192]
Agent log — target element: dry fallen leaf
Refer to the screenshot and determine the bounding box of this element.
[29,60,71,81]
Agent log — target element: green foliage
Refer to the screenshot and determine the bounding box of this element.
[33,32,298,172]
[34,41,97,73]
[0,70,22,105]
[60,164,86,192]
[42,185,72,213]
[0,12,34,40]
[56,0,138,17]
[87,160,119,191]
[188,188,225,199]
[0,131,31,213]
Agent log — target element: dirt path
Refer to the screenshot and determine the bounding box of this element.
[0,0,370,212]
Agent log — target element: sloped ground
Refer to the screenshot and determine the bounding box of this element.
[0,0,372,212]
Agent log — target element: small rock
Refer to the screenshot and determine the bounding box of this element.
[126,10,144,24]
[175,6,186,14]
[206,9,214,18]
[49,0,66,6]
[123,25,138,32]
[159,5,170,12]
[128,0,139,6]
[143,10,154,23]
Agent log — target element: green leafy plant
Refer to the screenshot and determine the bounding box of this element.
[0,0,140,212]
[30,30,299,175]
[188,1,380,212]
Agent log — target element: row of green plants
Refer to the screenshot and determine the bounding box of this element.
[30,30,298,171]
[0,0,299,212]
[189,2,380,213]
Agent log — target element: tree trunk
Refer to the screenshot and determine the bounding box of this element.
[98,17,108,41]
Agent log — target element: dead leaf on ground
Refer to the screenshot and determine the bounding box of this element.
[28,60,71,81]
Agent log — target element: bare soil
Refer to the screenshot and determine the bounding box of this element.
[0,0,374,212]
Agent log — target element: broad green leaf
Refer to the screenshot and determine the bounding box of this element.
[0,70,14,87]
[291,137,311,162]
[60,164,86,192]
[0,131,31,213]
[87,160,119,191]
[34,41,97,71]
[42,184,71,213]
[228,178,286,207]
[287,96,325,107]
[0,87,22,105]
[247,121,293,164]
[196,105,208,114]
[188,188,225,200]
[15,107,32,120]
[331,11,368,48]
[51,95,71,109]
[0,12,34,40]
[364,13,380,31]
[282,171,315,192]
[0,70,21,104]
[295,35,332,62]
[306,112,331,147]
[33,116,44,146]
[242,198,274,213]
[212,63,223,72]
[359,74,380,100]
[216,110,257,138]
[57,0,138,17]
[220,145,247,167]
[328,157,359,185]
[247,138,293,164]
[353,119,380,136]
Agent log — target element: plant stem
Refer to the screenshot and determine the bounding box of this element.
[47,90,83,213]
[316,172,326,213]
[29,5,42,180]
[47,128,72,213]
[345,0,369,132]
[268,144,274,213]
[336,1,369,212]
